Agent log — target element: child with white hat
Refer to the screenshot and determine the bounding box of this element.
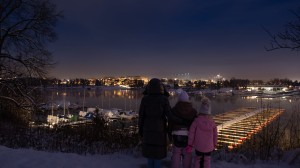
[186,97,218,168]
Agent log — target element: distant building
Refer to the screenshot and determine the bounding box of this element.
[213,74,225,83]
[87,78,96,85]
[127,76,148,87]
[101,77,116,86]
[246,85,288,94]
[101,76,148,87]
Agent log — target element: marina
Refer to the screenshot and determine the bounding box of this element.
[40,87,297,149]
[45,105,286,150]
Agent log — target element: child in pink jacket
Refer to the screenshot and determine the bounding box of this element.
[186,97,217,168]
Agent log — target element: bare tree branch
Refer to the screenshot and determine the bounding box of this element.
[0,0,62,121]
[265,7,300,51]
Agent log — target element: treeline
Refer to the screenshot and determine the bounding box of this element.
[2,77,300,89]
[193,78,300,90]
[32,78,143,88]
[1,78,109,87]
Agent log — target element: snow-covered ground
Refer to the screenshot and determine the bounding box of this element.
[0,145,298,168]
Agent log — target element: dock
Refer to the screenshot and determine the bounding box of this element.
[213,107,285,149]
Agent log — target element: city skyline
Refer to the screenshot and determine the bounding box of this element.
[50,0,300,80]
[52,74,299,84]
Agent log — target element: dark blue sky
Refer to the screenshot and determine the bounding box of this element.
[50,0,300,80]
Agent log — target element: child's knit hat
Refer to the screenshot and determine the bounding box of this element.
[178,90,189,102]
[199,97,211,115]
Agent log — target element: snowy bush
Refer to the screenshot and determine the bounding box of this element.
[0,117,140,155]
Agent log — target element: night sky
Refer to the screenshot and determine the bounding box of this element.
[50,0,300,81]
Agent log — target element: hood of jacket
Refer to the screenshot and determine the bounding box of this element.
[172,101,197,121]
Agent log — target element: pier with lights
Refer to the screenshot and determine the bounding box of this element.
[214,107,285,149]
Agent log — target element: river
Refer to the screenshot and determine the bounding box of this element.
[42,86,300,118]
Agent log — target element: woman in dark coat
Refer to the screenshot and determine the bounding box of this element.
[138,78,177,168]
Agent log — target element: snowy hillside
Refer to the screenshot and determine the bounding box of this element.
[0,145,298,168]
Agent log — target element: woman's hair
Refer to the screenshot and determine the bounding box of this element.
[143,78,170,97]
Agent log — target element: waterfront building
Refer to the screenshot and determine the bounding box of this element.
[246,85,288,94]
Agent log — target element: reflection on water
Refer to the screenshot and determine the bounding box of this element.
[43,87,300,116]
